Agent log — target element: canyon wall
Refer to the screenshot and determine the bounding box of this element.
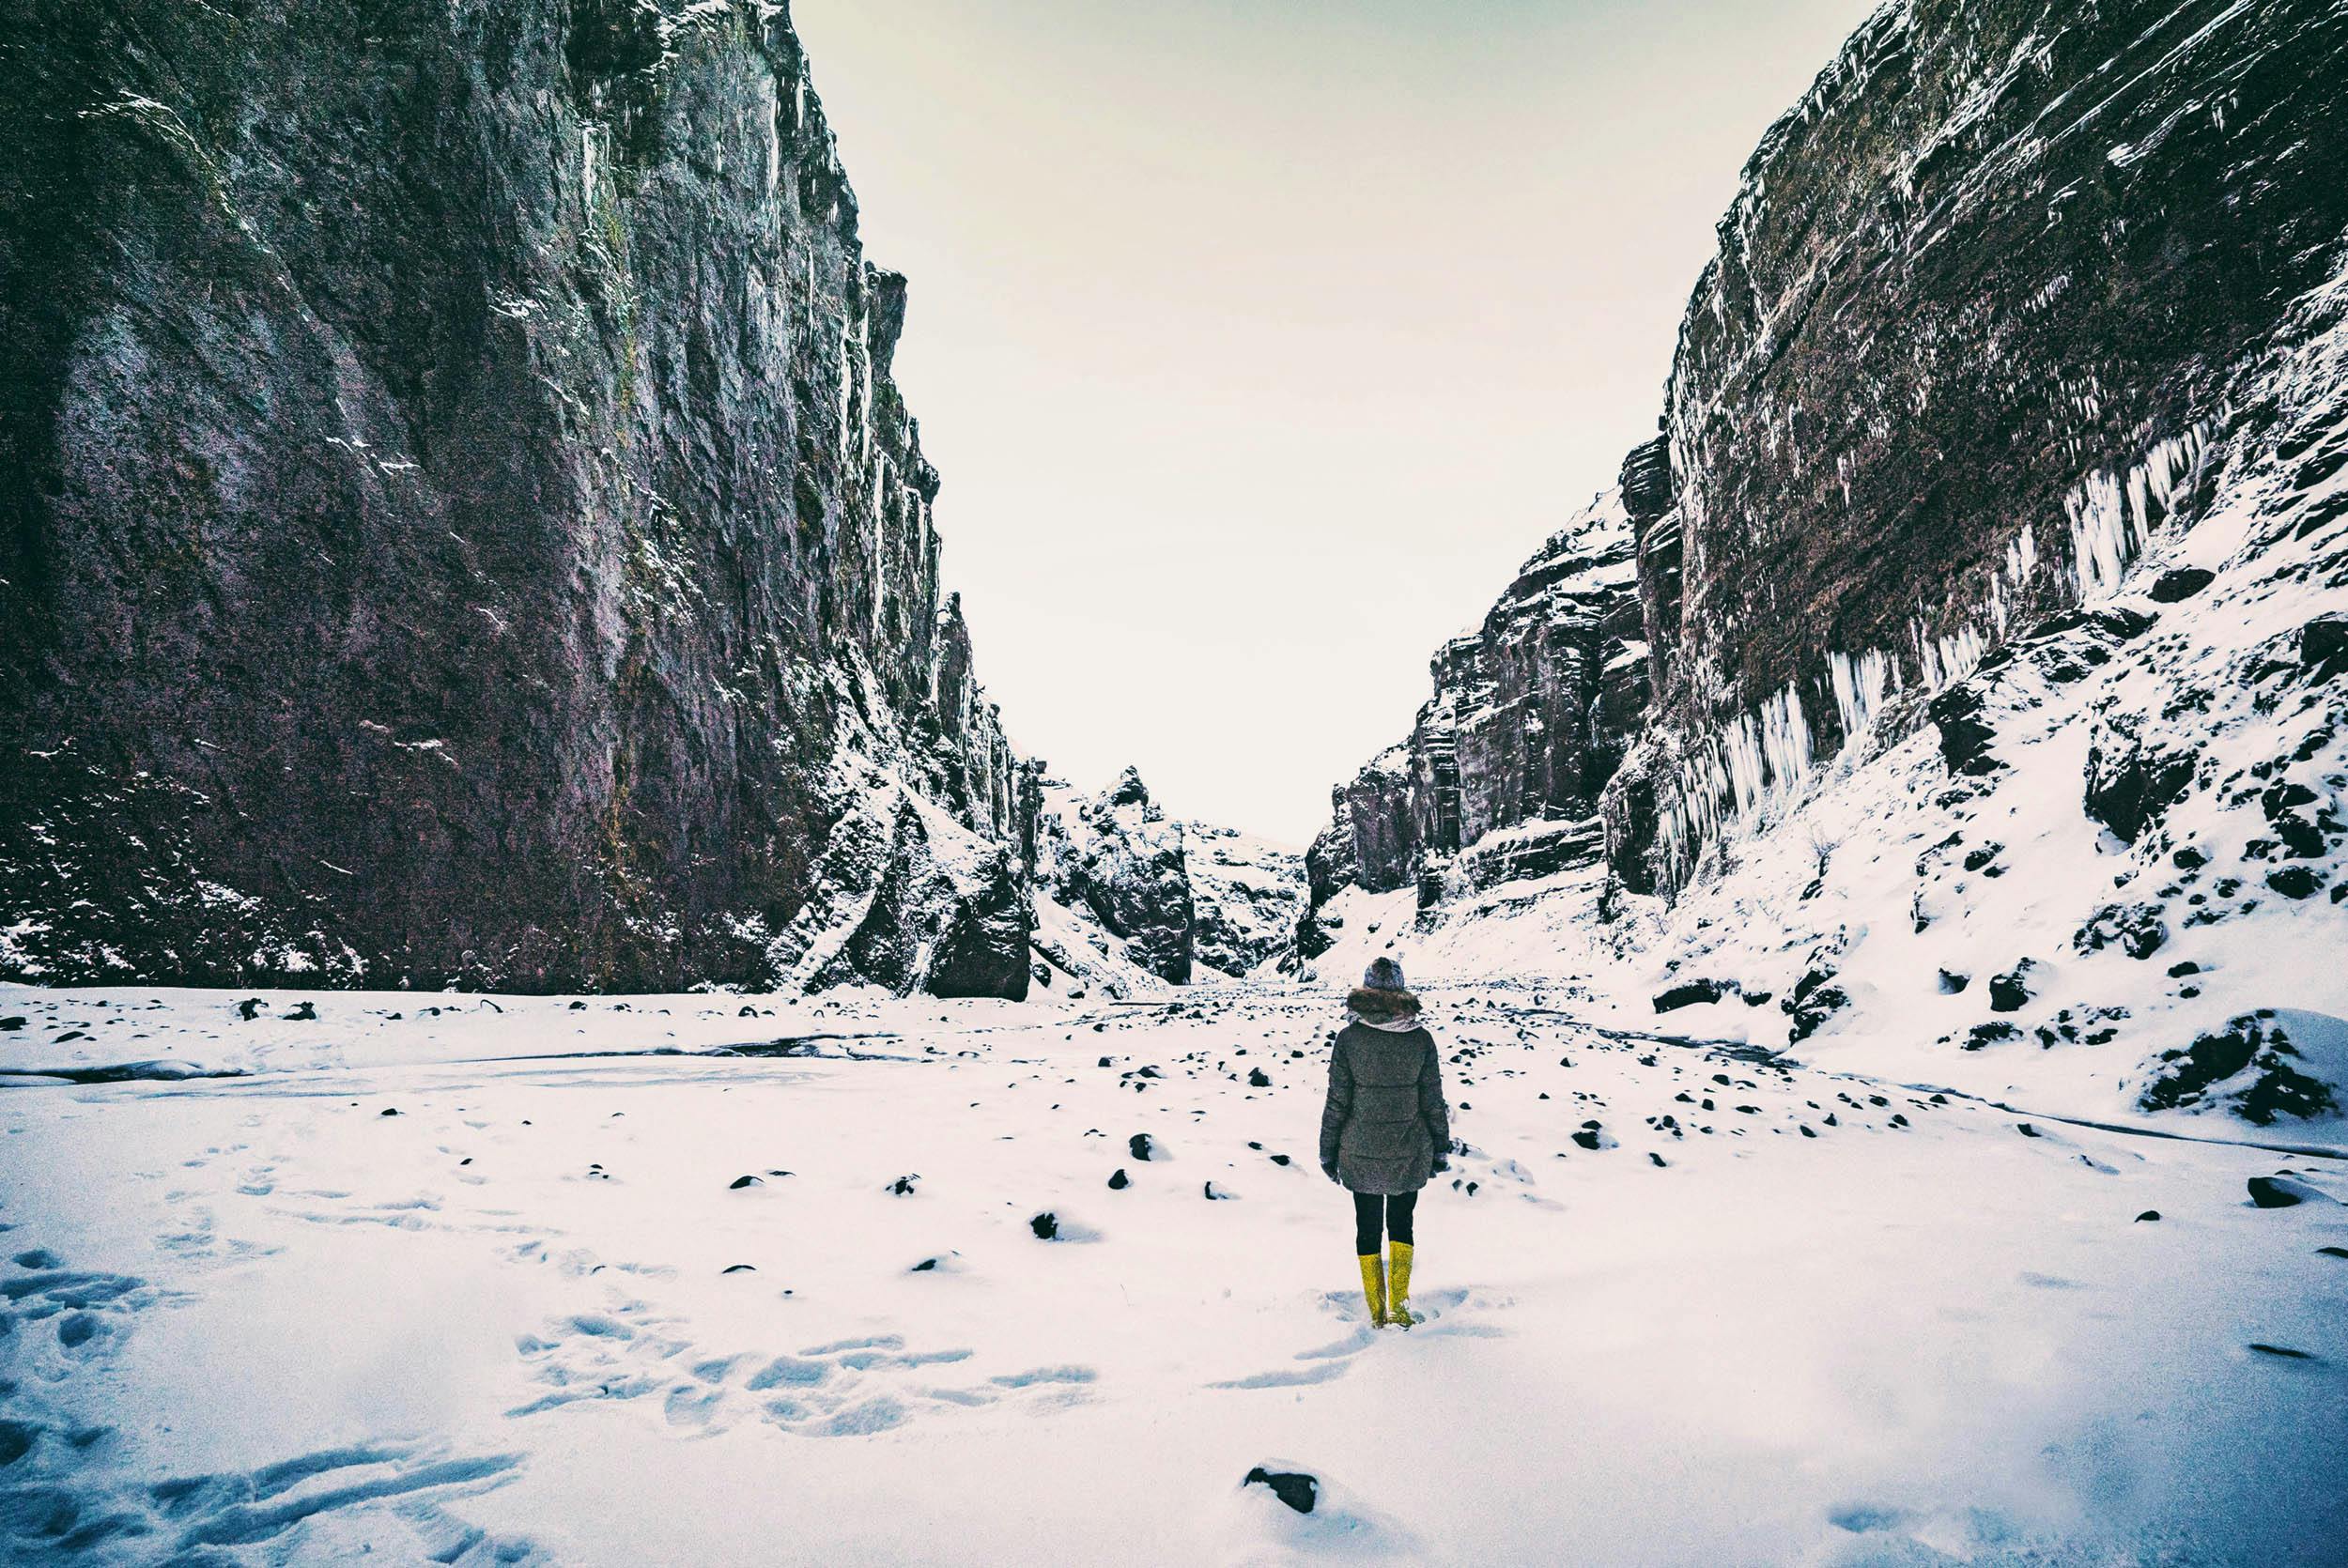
[0,0,1032,994]
[1305,0,2348,1128]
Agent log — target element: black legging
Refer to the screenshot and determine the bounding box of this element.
[1352,1191,1416,1254]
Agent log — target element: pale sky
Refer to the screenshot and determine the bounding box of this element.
[794,0,1882,846]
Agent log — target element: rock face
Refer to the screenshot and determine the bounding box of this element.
[1308,0,2348,927]
[1034,769,1195,985]
[1030,768,1306,989]
[1616,0,2348,890]
[0,0,1032,994]
[1305,489,1648,909]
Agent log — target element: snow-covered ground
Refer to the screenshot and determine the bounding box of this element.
[3,981,2343,1564]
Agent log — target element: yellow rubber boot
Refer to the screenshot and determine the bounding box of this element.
[1386,1241,1417,1328]
[1357,1253,1387,1328]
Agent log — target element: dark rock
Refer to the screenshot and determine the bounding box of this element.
[2144,1014,2343,1125]
[1028,1212,1059,1240]
[1987,961,2038,1013]
[1928,685,2001,777]
[1782,946,1851,1044]
[887,1175,918,1196]
[0,1017,23,1031]
[1937,970,1970,994]
[1247,1067,1271,1087]
[1129,1133,1156,1161]
[2167,961,2201,977]
[2319,1246,2348,1259]
[1106,1169,1129,1191]
[1243,1467,1319,1515]
[1653,978,1737,1014]
[722,1264,756,1274]
[2248,1176,2324,1208]
[728,1176,763,1191]
[909,1258,937,1272]
[378,1107,398,1117]
[2074,903,2169,961]
[2083,717,2200,845]
[2303,615,2348,680]
[2264,866,2320,899]
[2246,1343,2317,1360]
[237,999,263,1022]
[284,1001,317,1022]
[2147,568,2215,603]
[2135,1210,2160,1222]
[2016,1124,2041,1138]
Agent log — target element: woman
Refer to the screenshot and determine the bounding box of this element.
[1319,956,1449,1329]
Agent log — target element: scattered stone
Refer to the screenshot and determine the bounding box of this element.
[1243,1467,1318,1515]
[2318,1246,2348,1259]
[1129,1133,1156,1161]
[0,1017,23,1032]
[1937,970,1970,994]
[378,1107,399,1117]
[729,1175,764,1191]
[1248,1068,1271,1087]
[1965,1022,2025,1049]
[723,1264,757,1274]
[1203,1182,1231,1200]
[2016,1124,2040,1138]
[1107,1169,1129,1191]
[237,998,263,1021]
[2135,1210,2160,1222]
[910,1259,939,1272]
[285,1001,317,1022]
[2248,1176,2324,1209]
[2247,1343,2316,1360]
[887,1175,919,1196]
[1029,1212,1060,1240]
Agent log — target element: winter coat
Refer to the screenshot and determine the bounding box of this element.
[1319,990,1449,1196]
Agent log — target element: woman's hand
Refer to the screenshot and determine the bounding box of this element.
[1321,1161,1341,1185]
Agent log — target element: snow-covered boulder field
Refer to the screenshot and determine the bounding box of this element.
[2,980,2341,1562]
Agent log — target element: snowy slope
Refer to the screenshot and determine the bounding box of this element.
[1,981,2341,1564]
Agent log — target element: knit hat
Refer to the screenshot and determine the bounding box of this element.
[1362,957,1408,992]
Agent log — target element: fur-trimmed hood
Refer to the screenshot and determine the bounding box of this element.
[1345,986,1425,1032]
